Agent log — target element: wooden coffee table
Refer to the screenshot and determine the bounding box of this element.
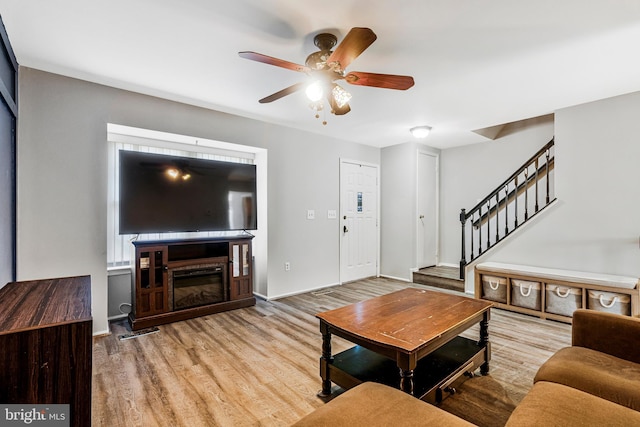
[316,288,493,403]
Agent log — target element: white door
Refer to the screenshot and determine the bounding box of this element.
[417,151,438,268]
[340,161,378,283]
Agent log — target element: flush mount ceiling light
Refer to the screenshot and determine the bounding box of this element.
[410,126,432,138]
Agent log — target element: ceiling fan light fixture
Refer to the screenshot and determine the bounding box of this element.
[332,85,352,108]
[306,81,324,102]
[240,28,415,117]
[410,126,432,139]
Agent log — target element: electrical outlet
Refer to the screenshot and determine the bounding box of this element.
[285,262,290,271]
[307,210,315,220]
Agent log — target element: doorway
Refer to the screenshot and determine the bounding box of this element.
[340,160,379,283]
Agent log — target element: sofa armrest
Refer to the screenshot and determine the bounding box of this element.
[572,309,640,364]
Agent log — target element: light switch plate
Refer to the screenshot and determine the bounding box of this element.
[327,210,337,219]
[307,210,315,220]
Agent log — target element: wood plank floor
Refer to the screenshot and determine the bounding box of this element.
[92,277,571,427]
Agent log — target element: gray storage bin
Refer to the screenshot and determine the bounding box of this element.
[545,284,582,317]
[481,274,507,303]
[511,279,541,310]
[587,290,631,316]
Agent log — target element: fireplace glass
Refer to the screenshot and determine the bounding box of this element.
[171,264,227,310]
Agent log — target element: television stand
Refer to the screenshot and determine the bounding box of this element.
[128,236,255,331]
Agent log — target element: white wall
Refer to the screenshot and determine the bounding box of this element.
[17,68,378,334]
[481,92,640,279]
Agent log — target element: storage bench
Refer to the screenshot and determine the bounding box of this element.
[475,262,639,323]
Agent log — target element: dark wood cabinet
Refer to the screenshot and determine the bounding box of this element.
[0,275,92,427]
[129,236,255,330]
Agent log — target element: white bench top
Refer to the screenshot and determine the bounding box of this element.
[476,262,639,290]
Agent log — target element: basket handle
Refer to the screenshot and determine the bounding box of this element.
[599,294,618,308]
[519,284,532,297]
[489,281,500,290]
[555,287,571,298]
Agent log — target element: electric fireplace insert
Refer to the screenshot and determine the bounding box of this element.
[168,262,228,311]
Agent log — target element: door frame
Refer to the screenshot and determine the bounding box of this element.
[339,158,380,284]
[415,149,440,269]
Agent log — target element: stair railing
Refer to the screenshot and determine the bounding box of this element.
[459,138,555,279]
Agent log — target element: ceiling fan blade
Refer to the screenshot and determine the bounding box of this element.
[326,28,377,71]
[344,71,415,90]
[239,51,310,73]
[258,82,307,103]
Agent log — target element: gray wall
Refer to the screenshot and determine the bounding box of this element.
[16,65,640,333]
[438,92,640,292]
[380,141,440,281]
[107,270,131,319]
[439,120,555,271]
[17,67,378,334]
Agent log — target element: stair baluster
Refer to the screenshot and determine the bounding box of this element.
[545,149,551,204]
[459,138,555,279]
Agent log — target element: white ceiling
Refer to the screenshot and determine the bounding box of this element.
[1,0,640,148]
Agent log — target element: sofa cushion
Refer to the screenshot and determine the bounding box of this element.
[506,381,640,427]
[534,346,640,411]
[292,382,475,427]
[572,309,640,364]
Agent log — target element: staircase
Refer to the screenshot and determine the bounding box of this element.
[413,266,464,292]
[459,138,555,279]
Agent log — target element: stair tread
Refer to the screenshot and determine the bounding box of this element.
[413,266,464,292]
[415,266,462,280]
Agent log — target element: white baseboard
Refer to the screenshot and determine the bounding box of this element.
[380,274,412,283]
[266,282,341,301]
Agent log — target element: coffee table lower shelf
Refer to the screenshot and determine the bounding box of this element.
[326,336,486,403]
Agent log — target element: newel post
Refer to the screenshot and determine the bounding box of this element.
[460,208,467,280]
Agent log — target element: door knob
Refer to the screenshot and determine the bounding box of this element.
[343,225,349,233]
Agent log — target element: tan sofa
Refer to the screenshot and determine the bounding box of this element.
[293,309,640,426]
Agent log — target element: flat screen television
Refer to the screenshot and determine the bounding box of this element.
[119,150,257,234]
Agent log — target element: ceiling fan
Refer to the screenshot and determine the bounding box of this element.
[239,27,415,122]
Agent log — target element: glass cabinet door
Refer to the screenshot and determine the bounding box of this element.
[229,240,252,300]
[135,245,168,317]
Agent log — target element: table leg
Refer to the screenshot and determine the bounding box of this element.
[479,310,491,375]
[399,368,414,395]
[317,321,333,397]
